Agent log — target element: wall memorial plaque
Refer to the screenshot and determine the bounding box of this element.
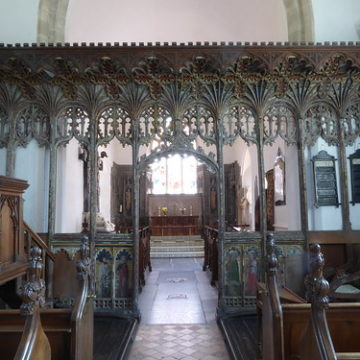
[349,149,360,205]
[312,150,339,207]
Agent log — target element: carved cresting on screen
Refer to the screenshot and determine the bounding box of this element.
[0,45,358,152]
[1,43,360,311]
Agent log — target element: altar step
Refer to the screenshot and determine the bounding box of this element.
[150,235,204,258]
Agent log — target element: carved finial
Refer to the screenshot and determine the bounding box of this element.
[266,233,278,275]
[19,246,46,315]
[76,235,91,281]
[305,243,330,309]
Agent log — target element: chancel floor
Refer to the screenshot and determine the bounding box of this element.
[128,257,230,359]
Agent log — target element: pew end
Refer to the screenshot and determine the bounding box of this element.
[259,234,360,360]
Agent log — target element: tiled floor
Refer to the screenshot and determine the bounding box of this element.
[129,257,230,359]
[129,324,230,360]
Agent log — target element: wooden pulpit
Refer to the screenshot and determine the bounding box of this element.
[0,176,29,284]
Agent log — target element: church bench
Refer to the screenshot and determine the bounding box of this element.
[0,308,84,360]
[0,176,93,359]
[259,234,360,360]
[0,251,93,360]
[0,246,51,360]
[308,231,360,301]
[0,309,70,360]
[295,244,360,360]
[0,243,92,360]
[280,302,360,358]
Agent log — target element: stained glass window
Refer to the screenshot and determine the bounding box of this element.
[150,154,197,194]
[182,155,197,193]
[151,157,166,194]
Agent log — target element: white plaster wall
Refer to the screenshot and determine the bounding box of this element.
[306,139,343,230]
[346,143,360,230]
[312,0,360,42]
[113,143,133,165]
[15,141,49,232]
[264,141,280,225]
[99,141,133,224]
[55,139,83,232]
[3,0,360,47]
[223,138,242,164]
[98,144,111,222]
[224,138,258,230]
[66,0,288,43]
[305,146,315,230]
[139,144,148,160]
[264,141,283,227]
[0,148,6,175]
[195,138,217,164]
[284,145,301,230]
[0,0,39,44]
[264,143,281,171]
[98,141,120,222]
[264,139,301,231]
[241,144,258,231]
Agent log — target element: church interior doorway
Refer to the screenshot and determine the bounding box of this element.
[137,153,219,324]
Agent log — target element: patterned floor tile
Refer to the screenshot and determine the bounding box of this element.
[129,324,230,360]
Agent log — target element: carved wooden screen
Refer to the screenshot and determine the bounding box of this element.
[0,43,359,311]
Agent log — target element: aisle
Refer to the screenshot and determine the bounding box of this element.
[128,258,230,359]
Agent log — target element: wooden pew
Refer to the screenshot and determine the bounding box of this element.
[0,176,93,359]
[297,243,360,360]
[70,236,93,360]
[0,237,93,360]
[0,246,51,360]
[259,234,360,360]
[308,231,360,301]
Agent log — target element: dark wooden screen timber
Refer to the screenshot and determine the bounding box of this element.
[1,42,360,312]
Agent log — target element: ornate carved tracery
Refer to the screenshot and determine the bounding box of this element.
[0,47,359,152]
[1,44,360,311]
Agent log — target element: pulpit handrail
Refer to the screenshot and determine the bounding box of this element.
[23,222,55,262]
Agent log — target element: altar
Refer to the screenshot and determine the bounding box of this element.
[150,216,199,236]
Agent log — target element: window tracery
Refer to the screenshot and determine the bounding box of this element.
[150,153,197,195]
